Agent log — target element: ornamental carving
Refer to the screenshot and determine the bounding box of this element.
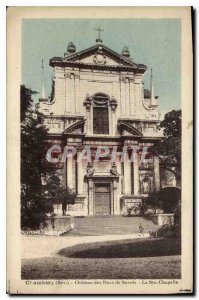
[93,54,106,65]
[110,162,120,176]
[139,160,153,170]
[86,162,95,176]
[110,96,118,111]
[84,94,118,112]
[83,94,92,111]
[139,173,153,194]
[93,45,106,65]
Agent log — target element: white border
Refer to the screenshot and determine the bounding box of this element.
[2,1,197,299]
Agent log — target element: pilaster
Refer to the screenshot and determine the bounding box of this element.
[123,152,132,194]
[133,158,139,195]
[67,156,73,189]
[77,147,84,194]
[88,179,94,215]
[154,156,160,190]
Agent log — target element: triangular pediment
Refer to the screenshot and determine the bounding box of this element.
[64,44,138,68]
[50,44,147,72]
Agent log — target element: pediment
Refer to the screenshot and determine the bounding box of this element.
[50,44,147,73]
[62,119,86,135]
[118,120,142,137]
[64,44,138,68]
[79,54,119,66]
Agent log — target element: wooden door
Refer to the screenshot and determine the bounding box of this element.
[94,183,111,215]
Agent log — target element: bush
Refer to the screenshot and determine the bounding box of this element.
[145,187,181,214]
[156,224,180,239]
[173,202,181,238]
[159,187,181,213]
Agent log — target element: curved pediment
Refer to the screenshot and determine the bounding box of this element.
[118,120,142,137]
[62,119,86,135]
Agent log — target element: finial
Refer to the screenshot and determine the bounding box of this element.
[121,46,130,58]
[150,68,157,107]
[95,27,103,44]
[67,41,76,54]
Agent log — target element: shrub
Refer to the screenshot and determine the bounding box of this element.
[156,224,180,239]
[145,187,181,214]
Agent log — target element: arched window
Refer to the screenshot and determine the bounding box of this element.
[93,93,109,134]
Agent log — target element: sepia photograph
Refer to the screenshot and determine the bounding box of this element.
[6,6,193,294]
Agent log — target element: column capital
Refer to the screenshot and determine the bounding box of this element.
[76,143,83,152]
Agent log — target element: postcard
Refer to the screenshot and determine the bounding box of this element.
[7,6,193,294]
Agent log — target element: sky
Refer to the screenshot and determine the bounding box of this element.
[22,18,181,117]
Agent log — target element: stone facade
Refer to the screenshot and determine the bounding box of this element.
[38,39,174,216]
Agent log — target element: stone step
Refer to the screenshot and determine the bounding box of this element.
[62,216,159,236]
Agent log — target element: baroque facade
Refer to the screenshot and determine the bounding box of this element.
[38,36,176,216]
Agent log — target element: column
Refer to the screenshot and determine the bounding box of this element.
[123,153,132,195]
[88,179,94,215]
[134,83,139,113]
[133,157,139,195]
[120,77,126,116]
[85,108,92,135]
[74,75,78,113]
[70,74,75,113]
[77,148,84,195]
[113,179,119,214]
[154,156,160,191]
[125,78,130,116]
[65,73,72,114]
[63,161,67,188]
[67,156,73,189]
[109,106,113,135]
[89,107,93,134]
[112,110,116,135]
[129,79,135,116]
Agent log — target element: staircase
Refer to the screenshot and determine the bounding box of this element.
[62,216,160,236]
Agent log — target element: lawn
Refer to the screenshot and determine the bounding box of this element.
[58,237,181,258]
[21,238,181,279]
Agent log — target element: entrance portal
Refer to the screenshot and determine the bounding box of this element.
[94,183,111,215]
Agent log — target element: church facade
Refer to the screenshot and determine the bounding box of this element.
[38,36,170,217]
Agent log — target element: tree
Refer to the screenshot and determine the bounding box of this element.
[159,187,181,213]
[20,85,37,122]
[150,110,181,178]
[21,85,53,228]
[145,187,181,214]
[21,85,77,229]
[43,174,76,216]
[174,199,181,237]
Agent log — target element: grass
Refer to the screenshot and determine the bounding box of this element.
[21,238,181,279]
[58,238,181,258]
